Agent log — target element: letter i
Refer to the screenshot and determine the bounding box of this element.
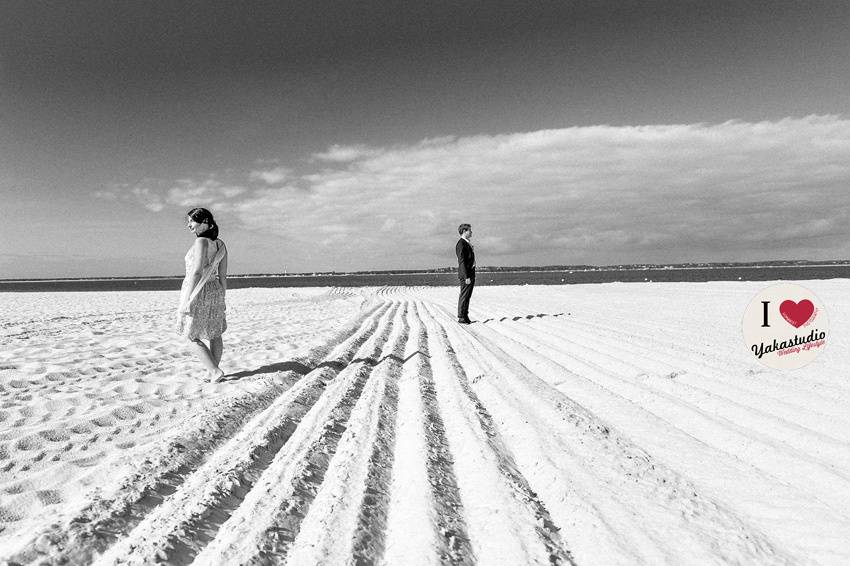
[761,301,770,327]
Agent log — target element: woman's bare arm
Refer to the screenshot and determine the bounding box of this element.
[218,243,228,294]
[184,238,209,296]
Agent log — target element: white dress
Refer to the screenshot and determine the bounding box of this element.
[176,239,227,340]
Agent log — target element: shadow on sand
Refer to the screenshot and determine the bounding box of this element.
[224,351,429,381]
[480,312,568,324]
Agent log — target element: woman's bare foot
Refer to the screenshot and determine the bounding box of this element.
[208,368,225,383]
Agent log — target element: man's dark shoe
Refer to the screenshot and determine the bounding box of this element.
[458,318,472,324]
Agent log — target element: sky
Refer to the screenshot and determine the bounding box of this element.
[2,0,850,278]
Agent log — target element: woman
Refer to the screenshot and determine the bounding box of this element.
[177,207,228,382]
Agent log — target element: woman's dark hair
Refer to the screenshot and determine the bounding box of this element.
[187,207,219,240]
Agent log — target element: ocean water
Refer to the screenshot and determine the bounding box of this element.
[2,265,849,292]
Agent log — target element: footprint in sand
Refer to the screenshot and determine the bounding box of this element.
[132,402,151,414]
[91,416,116,427]
[45,371,71,382]
[70,423,92,435]
[112,407,136,421]
[0,506,23,522]
[36,490,63,505]
[71,454,102,467]
[40,429,71,442]
[15,436,43,451]
[3,482,27,494]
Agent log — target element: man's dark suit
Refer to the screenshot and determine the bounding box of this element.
[456,238,475,321]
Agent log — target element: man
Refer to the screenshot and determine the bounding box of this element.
[456,223,475,324]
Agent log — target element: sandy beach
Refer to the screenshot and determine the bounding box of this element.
[1,281,848,565]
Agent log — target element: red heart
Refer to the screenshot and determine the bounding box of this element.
[779,299,814,328]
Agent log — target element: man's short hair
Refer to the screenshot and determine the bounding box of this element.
[458,223,471,235]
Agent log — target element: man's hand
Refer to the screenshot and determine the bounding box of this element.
[465,278,471,284]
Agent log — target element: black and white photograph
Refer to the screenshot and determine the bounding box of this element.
[1,2,849,564]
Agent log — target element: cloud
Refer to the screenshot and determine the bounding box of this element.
[166,178,246,207]
[226,115,850,268]
[132,186,165,212]
[93,183,165,211]
[91,190,118,201]
[312,144,383,163]
[96,177,246,215]
[249,166,292,185]
[97,116,850,269]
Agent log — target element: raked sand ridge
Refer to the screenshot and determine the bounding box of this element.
[0,281,849,565]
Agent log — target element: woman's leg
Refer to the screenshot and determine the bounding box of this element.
[188,338,218,373]
[210,336,223,366]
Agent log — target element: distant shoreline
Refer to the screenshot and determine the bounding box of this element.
[4,261,850,283]
[3,263,850,293]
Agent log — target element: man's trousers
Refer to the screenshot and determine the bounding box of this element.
[458,279,475,320]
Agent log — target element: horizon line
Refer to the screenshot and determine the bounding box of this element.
[4,259,850,283]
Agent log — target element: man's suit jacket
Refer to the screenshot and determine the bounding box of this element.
[456,238,475,281]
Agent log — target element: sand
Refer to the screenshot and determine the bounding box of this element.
[0,281,848,565]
